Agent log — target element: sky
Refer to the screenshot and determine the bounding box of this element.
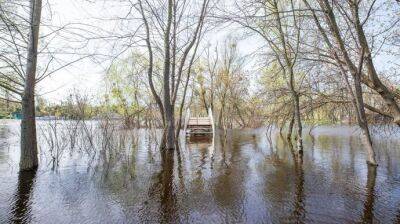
[36,0,266,103]
[37,0,117,103]
[36,0,399,103]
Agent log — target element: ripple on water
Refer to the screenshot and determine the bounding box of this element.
[0,121,400,223]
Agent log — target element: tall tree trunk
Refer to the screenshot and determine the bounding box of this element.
[350,2,400,125]
[353,50,377,165]
[287,111,295,142]
[272,0,303,152]
[175,42,199,139]
[20,0,42,171]
[201,89,208,115]
[340,48,376,165]
[291,46,303,151]
[354,82,376,166]
[293,90,303,152]
[317,0,400,125]
[309,0,377,165]
[164,105,175,150]
[138,0,165,126]
[287,65,303,152]
[163,0,175,150]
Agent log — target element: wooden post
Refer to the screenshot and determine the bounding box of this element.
[208,107,215,135]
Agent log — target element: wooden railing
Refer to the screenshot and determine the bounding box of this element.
[184,107,214,135]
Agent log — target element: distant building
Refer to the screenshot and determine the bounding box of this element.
[11,111,22,119]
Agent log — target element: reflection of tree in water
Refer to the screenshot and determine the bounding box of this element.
[211,131,246,222]
[287,141,306,224]
[192,140,209,193]
[10,170,37,224]
[176,144,185,191]
[266,135,284,166]
[6,127,396,223]
[96,131,139,187]
[263,137,294,205]
[309,131,315,160]
[317,135,345,153]
[140,149,178,224]
[0,125,12,164]
[160,150,177,223]
[396,209,400,223]
[360,166,377,223]
[263,137,305,223]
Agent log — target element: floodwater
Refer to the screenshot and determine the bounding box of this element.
[0,120,400,223]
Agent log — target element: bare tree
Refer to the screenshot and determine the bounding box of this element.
[21,0,42,170]
[304,0,400,126]
[0,0,94,170]
[136,0,210,149]
[300,0,395,165]
[221,0,305,152]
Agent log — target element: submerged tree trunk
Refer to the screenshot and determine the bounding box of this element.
[340,48,377,166]
[305,0,377,165]
[354,77,376,165]
[164,105,175,150]
[272,0,303,153]
[353,50,377,165]
[287,111,295,142]
[293,92,303,153]
[20,0,42,171]
[138,0,208,150]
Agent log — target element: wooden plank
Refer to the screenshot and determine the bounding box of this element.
[188,117,211,126]
[187,123,211,130]
[186,111,214,136]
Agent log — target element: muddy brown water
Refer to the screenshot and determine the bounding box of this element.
[0,120,400,223]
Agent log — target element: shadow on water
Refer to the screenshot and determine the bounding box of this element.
[10,170,37,224]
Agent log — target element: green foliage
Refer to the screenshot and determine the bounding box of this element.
[103,52,151,127]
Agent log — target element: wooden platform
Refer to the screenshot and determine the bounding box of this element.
[187,117,212,134]
[185,108,214,135]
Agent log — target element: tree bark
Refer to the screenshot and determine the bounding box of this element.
[175,39,200,139]
[138,0,165,126]
[20,0,42,171]
[287,111,295,142]
[273,0,303,152]
[293,92,303,152]
[350,2,400,125]
[316,0,377,165]
[353,49,377,165]
[163,0,175,150]
[317,0,400,126]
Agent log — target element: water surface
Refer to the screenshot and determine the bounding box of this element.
[0,120,400,223]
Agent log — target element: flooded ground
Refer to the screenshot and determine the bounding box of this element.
[0,120,400,223]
